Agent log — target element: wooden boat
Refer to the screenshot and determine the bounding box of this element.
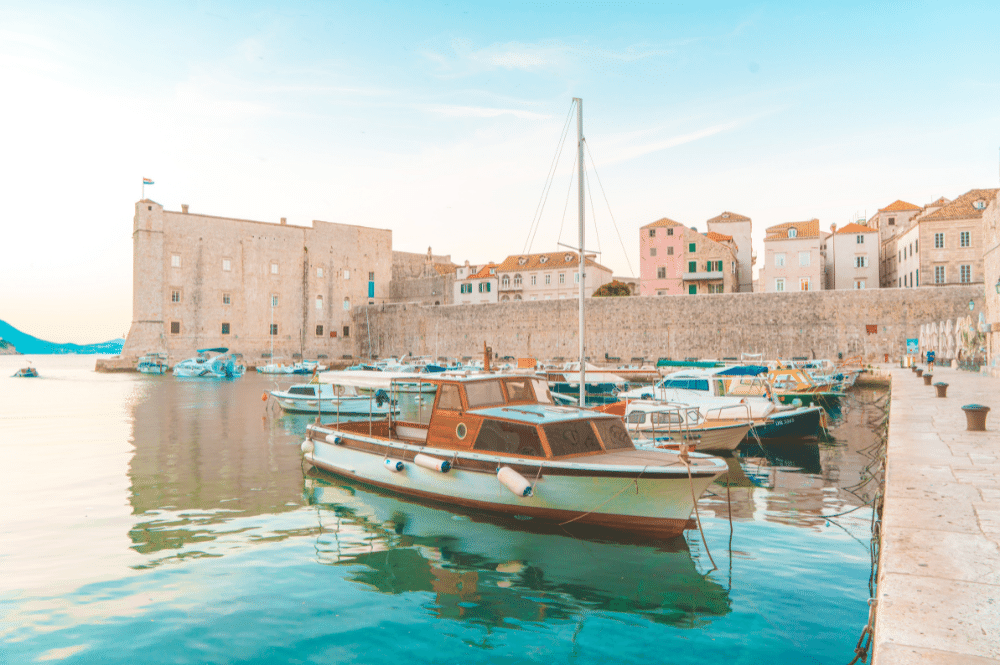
[301,372,728,538]
[137,352,169,375]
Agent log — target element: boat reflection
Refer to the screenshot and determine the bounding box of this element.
[304,471,731,628]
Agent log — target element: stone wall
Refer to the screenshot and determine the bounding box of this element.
[388,274,455,306]
[353,286,984,362]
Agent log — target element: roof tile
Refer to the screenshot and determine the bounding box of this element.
[920,189,998,221]
[495,251,610,274]
[879,200,921,212]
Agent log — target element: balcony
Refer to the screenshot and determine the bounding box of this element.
[683,271,724,282]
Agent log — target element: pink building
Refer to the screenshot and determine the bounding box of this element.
[639,218,686,295]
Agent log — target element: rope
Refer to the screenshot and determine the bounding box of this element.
[682,448,717,571]
[558,466,647,527]
[584,140,635,277]
[523,100,576,255]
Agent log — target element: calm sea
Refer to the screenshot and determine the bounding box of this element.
[1,355,883,664]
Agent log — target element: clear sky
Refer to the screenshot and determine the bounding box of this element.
[3,1,999,343]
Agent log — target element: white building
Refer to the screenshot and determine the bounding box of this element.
[829,222,879,289]
[759,219,827,293]
[495,251,613,301]
[453,261,499,305]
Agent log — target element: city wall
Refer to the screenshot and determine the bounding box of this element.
[353,286,985,362]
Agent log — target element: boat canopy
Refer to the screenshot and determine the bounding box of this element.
[197,347,229,354]
[717,365,768,376]
[656,359,725,369]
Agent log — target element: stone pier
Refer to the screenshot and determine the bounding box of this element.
[874,365,1000,663]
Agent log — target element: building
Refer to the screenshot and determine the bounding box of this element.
[120,200,392,363]
[984,195,1000,375]
[874,200,924,288]
[915,189,999,288]
[759,219,827,293]
[453,261,499,305]
[828,222,879,290]
[706,211,754,291]
[389,247,457,305]
[494,251,613,301]
[638,218,739,296]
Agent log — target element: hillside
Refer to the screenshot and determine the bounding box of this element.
[0,338,19,355]
[0,320,124,355]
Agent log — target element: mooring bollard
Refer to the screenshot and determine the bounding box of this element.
[916,368,924,378]
[923,373,933,385]
[934,382,948,398]
[961,404,990,431]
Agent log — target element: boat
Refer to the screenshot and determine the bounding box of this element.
[596,399,753,453]
[767,367,845,406]
[301,371,728,538]
[541,362,630,405]
[137,352,169,375]
[12,365,39,378]
[172,347,245,378]
[270,380,398,416]
[301,99,728,538]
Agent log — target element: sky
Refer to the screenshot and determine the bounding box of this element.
[2,0,999,343]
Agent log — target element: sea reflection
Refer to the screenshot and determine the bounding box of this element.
[304,473,732,629]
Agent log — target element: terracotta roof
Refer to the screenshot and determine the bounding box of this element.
[835,222,876,235]
[433,263,457,276]
[640,217,684,229]
[764,219,820,240]
[496,251,611,274]
[706,211,751,223]
[705,231,733,243]
[920,189,999,222]
[878,200,921,212]
[924,197,950,208]
[465,263,499,280]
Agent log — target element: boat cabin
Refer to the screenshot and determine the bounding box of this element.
[322,373,636,460]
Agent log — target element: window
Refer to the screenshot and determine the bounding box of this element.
[221,323,230,335]
[916,270,919,286]
[544,274,551,285]
[649,229,656,237]
[657,267,666,279]
[688,284,697,295]
[466,380,505,408]
[667,246,674,255]
[170,321,180,334]
[501,275,510,288]
[688,261,697,273]
[514,274,522,287]
[369,271,375,281]
[916,240,918,253]
[222,258,231,271]
[559,273,565,284]
[478,282,491,293]
[799,278,810,291]
[343,297,351,310]
[437,384,463,410]
[775,278,785,292]
[689,243,696,253]
[731,261,736,274]
[316,325,323,336]
[476,420,545,456]
[530,275,536,286]
[788,228,797,238]
[650,247,657,257]
[708,284,723,293]
[343,270,350,279]
[317,267,324,278]
[898,250,902,262]
[775,253,785,267]
[960,265,971,283]
[543,420,603,456]
[935,266,945,284]
[171,290,181,303]
[888,217,895,225]
[667,227,674,236]
[171,254,181,267]
[909,272,913,287]
[855,280,865,289]
[854,256,868,268]
[223,293,231,305]
[960,231,970,247]
[271,294,279,307]
[934,232,944,249]
[799,251,810,267]
[974,200,987,210]
[271,262,279,274]
[856,235,864,244]
[270,324,278,335]
[343,326,350,338]
[316,295,323,310]
[574,272,580,283]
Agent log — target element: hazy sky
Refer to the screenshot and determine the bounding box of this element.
[3,1,999,343]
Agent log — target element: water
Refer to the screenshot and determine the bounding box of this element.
[1,356,884,664]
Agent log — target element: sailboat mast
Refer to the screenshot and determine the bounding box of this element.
[575,97,586,407]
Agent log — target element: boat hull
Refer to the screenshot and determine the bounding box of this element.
[752,407,823,439]
[633,421,752,452]
[274,395,396,415]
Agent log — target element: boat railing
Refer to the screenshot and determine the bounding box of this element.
[703,402,753,425]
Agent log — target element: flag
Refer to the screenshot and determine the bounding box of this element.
[143,178,154,185]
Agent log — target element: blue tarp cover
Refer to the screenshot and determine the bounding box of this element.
[717,365,768,376]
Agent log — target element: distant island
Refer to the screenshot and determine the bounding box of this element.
[0,320,124,355]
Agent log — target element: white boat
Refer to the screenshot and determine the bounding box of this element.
[172,347,245,378]
[617,400,752,453]
[270,381,398,416]
[137,352,169,375]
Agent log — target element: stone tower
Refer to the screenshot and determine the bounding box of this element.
[706,211,753,292]
[120,200,167,357]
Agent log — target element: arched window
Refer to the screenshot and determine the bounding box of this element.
[501,275,510,288]
[513,274,522,287]
[788,227,797,238]
[501,295,510,302]
[514,294,522,301]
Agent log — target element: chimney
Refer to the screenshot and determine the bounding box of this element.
[181,204,189,214]
[280,217,287,225]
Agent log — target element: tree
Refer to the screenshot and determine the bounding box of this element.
[592,280,632,297]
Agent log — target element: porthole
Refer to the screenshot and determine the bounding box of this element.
[456,423,468,439]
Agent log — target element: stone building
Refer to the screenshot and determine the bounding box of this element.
[828,222,879,289]
[875,200,924,288]
[705,211,754,291]
[388,247,457,306]
[120,200,392,364]
[494,251,612,301]
[638,218,739,296]
[984,196,1000,375]
[453,261,499,305]
[916,189,998,288]
[759,219,827,292]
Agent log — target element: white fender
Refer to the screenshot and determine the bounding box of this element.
[413,453,451,473]
[497,466,533,497]
[384,458,405,472]
[325,434,344,445]
[300,439,315,454]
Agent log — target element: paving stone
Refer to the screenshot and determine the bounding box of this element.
[880,527,1000,584]
[874,643,1000,665]
[882,498,983,534]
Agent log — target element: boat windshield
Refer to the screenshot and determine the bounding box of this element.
[288,386,316,396]
[473,420,546,457]
[466,380,506,408]
[593,418,634,450]
[531,379,554,404]
[658,378,710,391]
[543,420,603,456]
[503,378,535,402]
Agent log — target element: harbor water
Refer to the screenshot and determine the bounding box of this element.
[2,356,885,664]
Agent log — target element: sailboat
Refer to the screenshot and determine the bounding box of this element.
[299,99,728,538]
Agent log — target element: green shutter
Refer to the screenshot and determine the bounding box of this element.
[688,261,696,273]
[689,243,696,253]
[688,284,697,295]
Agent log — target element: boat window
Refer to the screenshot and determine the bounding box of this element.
[651,411,684,425]
[593,418,635,451]
[473,420,545,457]
[660,378,710,391]
[531,379,554,404]
[465,380,505,408]
[437,384,463,411]
[543,420,603,457]
[626,411,647,424]
[504,379,534,402]
[288,386,316,396]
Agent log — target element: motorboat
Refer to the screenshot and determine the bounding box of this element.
[767,367,845,406]
[270,380,398,416]
[172,348,245,378]
[541,362,629,405]
[137,352,169,375]
[301,371,728,538]
[12,365,39,378]
[597,399,753,453]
